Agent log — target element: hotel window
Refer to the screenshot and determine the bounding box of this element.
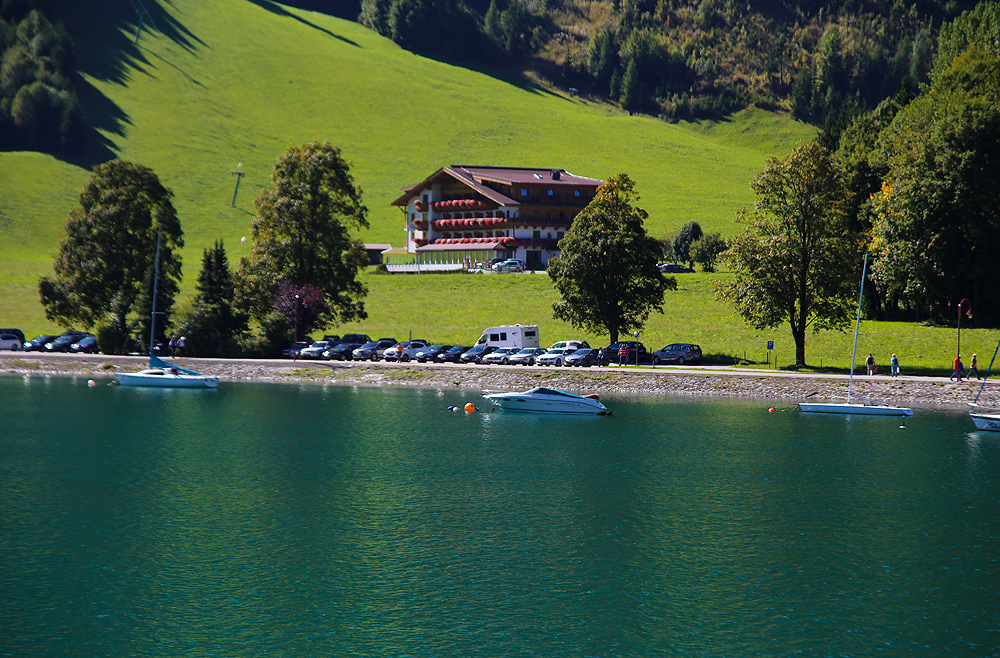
[574,190,581,197]
[521,188,528,197]
[547,189,554,197]
[533,230,541,239]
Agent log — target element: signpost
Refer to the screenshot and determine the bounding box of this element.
[767,341,774,367]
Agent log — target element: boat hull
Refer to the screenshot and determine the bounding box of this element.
[970,413,1000,431]
[115,369,218,389]
[483,387,609,415]
[798,402,913,416]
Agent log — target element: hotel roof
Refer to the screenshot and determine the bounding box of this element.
[392,166,604,207]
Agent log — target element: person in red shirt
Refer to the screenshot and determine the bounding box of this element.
[618,344,629,366]
[950,354,965,381]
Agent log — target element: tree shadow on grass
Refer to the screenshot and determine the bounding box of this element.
[245,0,360,46]
[47,0,209,168]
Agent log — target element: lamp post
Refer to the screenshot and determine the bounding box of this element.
[633,330,641,367]
[293,293,300,359]
[957,298,972,359]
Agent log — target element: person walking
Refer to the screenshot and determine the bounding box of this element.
[597,347,606,367]
[968,353,980,380]
[168,335,177,357]
[866,353,876,375]
[177,336,186,356]
[950,354,965,381]
[890,353,900,377]
[617,344,629,366]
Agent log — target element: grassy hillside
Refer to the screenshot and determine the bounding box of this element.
[0,0,815,335]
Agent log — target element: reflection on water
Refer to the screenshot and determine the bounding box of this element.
[2,376,999,657]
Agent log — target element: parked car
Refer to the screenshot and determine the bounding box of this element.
[69,335,99,353]
[383,340,430,362]
[606,340,648,364]
[480,347,518,365]
[45,331,89,352]
[0,333,22,351]
[492,259,525,273]
[0,328,25,344]
[299,340,336,359]
[508,347,546,366]
[353,338,397,361]
[415,344,453,363]
[281,340,312,358]
[659,263,694,273]
[458,345,497,364]
[565,348,601,367]
[547,339,590,351]
[537,347,577,367]
[23,334,56,351]
[339,333,371,345]
[323,342,362,360]
[435,346,472,363]
[651,343,703,365]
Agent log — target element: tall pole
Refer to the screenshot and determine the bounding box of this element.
[149,225,162,357]
[958,298,972,359]
[231,163,244,207]
[848,253,868,403]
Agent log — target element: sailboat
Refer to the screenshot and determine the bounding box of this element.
[114,226,218,389]
[968,335,1000,430]
[797,254,912,416]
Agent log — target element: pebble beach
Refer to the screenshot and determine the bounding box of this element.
[2,352,996,410]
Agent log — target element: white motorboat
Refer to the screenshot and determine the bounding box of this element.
[798,253,913,417]
[113,226,217,389]
[482,387,611,415]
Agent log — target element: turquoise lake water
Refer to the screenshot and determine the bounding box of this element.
[2,374,999,657]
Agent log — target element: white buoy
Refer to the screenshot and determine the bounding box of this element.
[87,379,96,387]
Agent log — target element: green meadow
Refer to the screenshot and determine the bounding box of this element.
[0,0,987,373]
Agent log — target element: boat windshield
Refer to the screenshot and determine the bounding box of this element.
[526,387,584,398]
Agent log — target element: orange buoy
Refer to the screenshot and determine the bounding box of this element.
[464,402,476,412]
[768,407,776,413]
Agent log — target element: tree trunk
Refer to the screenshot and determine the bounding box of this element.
[792,323,806,366]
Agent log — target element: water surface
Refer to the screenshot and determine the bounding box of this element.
[2,375,998,657]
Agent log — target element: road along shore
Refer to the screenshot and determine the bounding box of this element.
[2,352,995,409]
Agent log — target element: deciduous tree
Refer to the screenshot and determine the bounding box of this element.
[547,173,670,344]
[235,141,370,331]
[718,142,859,366]
[690,232,726,272]
[871,46,1000,324]
[672,220,703,268]
[38,159,182,349]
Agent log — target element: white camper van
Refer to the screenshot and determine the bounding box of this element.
[476,325,540,350]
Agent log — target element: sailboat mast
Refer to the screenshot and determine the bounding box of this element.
[973,334,1000,405]
[847,253,868,402]
[149,225,162,357]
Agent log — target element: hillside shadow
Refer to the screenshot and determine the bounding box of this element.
[47,0,208,167]
[246,0,359,46]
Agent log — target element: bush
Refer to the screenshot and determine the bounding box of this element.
[95,320,127,355]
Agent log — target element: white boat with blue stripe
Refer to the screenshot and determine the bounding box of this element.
[482,387,611,415]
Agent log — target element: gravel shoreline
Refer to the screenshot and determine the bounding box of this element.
[2,352,996,409]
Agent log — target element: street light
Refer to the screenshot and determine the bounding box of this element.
[293,293,300,359]
[633,330,641,367]
[957,298,973,359]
